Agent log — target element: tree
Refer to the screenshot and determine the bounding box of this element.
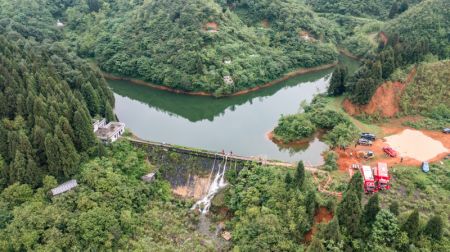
[87,0,101,12]
[401,209,420,240]
[328,64,348,96]
[361,194,380,228]
[305,191,317,222]
[295,161,305,189]
[371,209,399,246]
[337,190,362,237]
[323,151,338,171]
[274,114,316,142]
[104,102,115,122]
[388,2,399,19]
[324,122,358,148]
[423,215,443,240]
[319,217,342,242]
[307,237,325,252]
[81,82,100,116]
[348,172,363,201]
[284,172,293,189]
[73,109,96,152]
[389,201,399,216]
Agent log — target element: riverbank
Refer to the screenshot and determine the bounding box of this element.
[338,48,360,60]
[103,62,337,97]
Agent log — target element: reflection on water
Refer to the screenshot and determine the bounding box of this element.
[110,56,359,164]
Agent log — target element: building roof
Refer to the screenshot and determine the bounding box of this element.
[95,122,125,140]
[51,179,78,196]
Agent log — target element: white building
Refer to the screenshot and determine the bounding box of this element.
[92,118,107,133]
[141,173,156,182]
[223,75,234,85]
[51,179,78,196]
[93,119,125,143]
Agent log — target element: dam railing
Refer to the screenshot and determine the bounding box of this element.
[127,137,298,168]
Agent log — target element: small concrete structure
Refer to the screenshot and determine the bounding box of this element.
[92,118,107,133]
[95,121,125,143]
[141,172,156,182]
[51,179,77,196]
[56,19,64,28]
[223,76,234,85]
[224,59,232,65]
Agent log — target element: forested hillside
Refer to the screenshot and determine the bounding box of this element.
[64,0,339,95]
[344,0,449,104]
[0,141,215,251]
[0,35,114,189]
[307,0,420,20]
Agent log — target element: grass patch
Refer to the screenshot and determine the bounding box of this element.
[322,96,382,135]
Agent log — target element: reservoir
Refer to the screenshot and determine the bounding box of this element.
[109,57,358,165]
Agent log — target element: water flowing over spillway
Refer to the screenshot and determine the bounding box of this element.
[191,155,229,214]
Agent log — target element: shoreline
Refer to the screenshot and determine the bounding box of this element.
[338,48,360,60]
[266,130,326,147]
[102,62,338,97]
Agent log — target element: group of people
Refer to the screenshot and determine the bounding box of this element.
[221,150,233,156]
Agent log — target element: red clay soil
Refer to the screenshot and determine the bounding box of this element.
[379,31,388,46]
[343,67,417,117]
[103,62,337,97]
[336,122,450,172]
[204,22,218,32]
[304,207,333,242]
[343,81,405,117]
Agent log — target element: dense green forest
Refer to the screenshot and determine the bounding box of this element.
[221,160,450,251]
[306,0,420,20]
[0,33,114,189]
[63,0,339,95]
[1,0,449,251]
[0,141,215,250]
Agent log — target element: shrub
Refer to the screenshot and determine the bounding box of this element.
[273,114,316,143]
[324,151,338,171]
[309,109,350,129]
[324,122,358,148]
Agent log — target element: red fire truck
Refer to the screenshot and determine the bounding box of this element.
[361,165,377,193]
[374,162,390,190]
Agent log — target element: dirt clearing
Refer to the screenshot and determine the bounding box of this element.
[385,129,448,162]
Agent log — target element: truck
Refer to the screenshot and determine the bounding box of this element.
[374,162,390,190]
[383,146,397,157]
[357,138,372,146]
[361,165,377,193]
[357,150,375,159]
[361,133,376,141]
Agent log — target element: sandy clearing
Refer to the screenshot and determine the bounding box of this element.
[384,129,448,162]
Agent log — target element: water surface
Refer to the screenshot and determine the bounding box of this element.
[110,57,358,164]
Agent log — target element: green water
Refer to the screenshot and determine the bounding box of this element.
[109,56,359,164]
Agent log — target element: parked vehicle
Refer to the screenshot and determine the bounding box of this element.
[361,133,376,141]
[357,138,373,146]
[361,165,377,193]
[443,128,450,134]
[383,146,397,157]
[357,150,375,159]
[374,162,390,190]
[422,162,429,173]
